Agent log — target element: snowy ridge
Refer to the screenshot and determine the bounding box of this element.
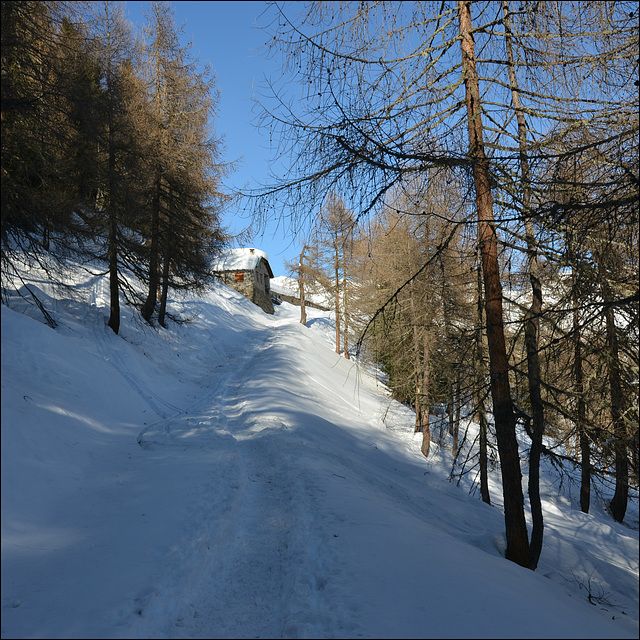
[1,259,638,639]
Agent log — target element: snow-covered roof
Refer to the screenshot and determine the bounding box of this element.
[211,248,272,276]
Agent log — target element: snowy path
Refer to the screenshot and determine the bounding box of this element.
[131,319,344,639]
[116,309,640,640]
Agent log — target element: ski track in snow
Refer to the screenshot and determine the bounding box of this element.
[123,318,345,639]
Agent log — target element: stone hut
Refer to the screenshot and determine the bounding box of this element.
[211,248,275,314]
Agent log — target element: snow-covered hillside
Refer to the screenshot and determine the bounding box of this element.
[1,260,638,639]
[271,275,331,309]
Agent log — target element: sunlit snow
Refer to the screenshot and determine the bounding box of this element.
[1,259,638,639]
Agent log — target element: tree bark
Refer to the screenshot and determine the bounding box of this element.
[342,259,350,358]
[574,301,590,513]
[299,245,308,325]
[455,375,461,452]
[141,172,161,322]
[333,227,342,354]
[158,189,173,329]
[476,246,491,505]
[502,0,544,570]
[107,107,120,335]
[603,284,628,522]
[158,234,171,328]
[411,279,423,434]
[568,236,591,514]
[458,0,530,567]
[421,331,431,458]
[107,206,120,334]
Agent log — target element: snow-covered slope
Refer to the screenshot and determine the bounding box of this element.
[271,275,331,308]
[1,261,638,639]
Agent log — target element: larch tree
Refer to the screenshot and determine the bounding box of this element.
[313,192,356,356]
[89,0,141,334]
[474,243,492,505]
[139,1,228,327]
[497,0,638,533]
[297,244,310,325]
[501,0,545,569]
[1,1,91,305]
[249,0,637,565]
[284,242,321,325]
[251,0,531,566]
[1,1,231,336]
[139,0,176,324]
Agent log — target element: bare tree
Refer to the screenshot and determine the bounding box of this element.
[297,244,309,325]
[250,0,638,566]
[314,192,356,356]
[501,0,545,570]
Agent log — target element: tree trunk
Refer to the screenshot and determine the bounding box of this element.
[603,286,628,522]
[448,380,455,438]
[343,265,350,359]
[299,246,308,325]
[448,377,460,455]
[334,232,341,354]
[458,0,530,567]
[141,171,161,323]
[107,209,120,334]
[421,425,431,458]
[107,117,120,335]
[476,248,491,505]
[421,331,431,457]
[158,230,171,329]
[415,378,424,434]
[454,375,461,452]
[502,0,545,569]
[479,402,491,505]
[158,189,173,329]
[411,280,422,434]
[571,264,590,513]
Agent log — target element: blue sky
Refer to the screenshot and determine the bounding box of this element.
[124,1,300,276]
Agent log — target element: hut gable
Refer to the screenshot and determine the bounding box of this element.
[212,248,275,314]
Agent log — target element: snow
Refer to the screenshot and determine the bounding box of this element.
[270,275,299,296]
[271,275,331,308]
[210,247,270,272]
[1,258,638,640]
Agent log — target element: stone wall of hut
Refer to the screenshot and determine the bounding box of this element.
[216,263,274,314]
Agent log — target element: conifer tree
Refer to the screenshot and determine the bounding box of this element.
[1,1,84,286]
[251,0,637,565]
[313,193,356,356]
[139,1,228,327]
[87,1,144,334]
